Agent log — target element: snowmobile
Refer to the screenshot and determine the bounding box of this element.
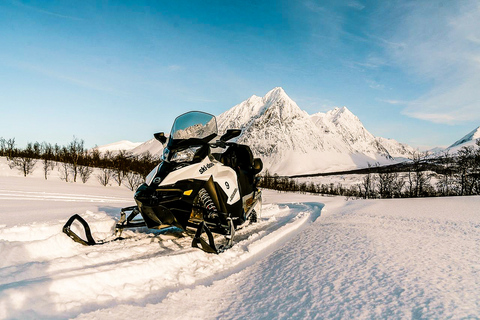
[63,111,263,254]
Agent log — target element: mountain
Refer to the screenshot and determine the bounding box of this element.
[93,140,142,154]
[217,87,413,175]
[448,126,480,149]
[425,126,480,157]
[101,87,414,175]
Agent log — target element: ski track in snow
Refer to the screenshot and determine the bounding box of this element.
[0,189,132,203]
[0,197,322,320]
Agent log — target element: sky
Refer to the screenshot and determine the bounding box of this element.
[1,0,479,150]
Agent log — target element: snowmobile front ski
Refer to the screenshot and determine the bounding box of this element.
[62,206,147,246]
[192,217,235,254]
[62,214,100,246]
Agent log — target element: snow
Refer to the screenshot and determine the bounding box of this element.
[93,140,143,154]
[449,126,480,149]
[1,157,480,319]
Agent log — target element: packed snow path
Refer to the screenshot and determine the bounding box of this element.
[0,178,322,319]
[0,171,479,319]
[76,195,480,319]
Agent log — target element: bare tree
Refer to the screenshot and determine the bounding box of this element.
[360,164,377,199]
[407,151,431,197]
[97,167,113,186]
[58,146,70,182]
[5,138,16,160]
[96,151,114,186]
[79,165,93,183]
[391,173,406,198]
[67,137,85,182]
[41,142,55,180]
[113,150,131,186]
[123,171,144,191]
[377,171,397,198]
[0,137,5,156]
[436,150,455,196]
[10,143,37,177]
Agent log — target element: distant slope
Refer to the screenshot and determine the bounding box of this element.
[94,140,142,153]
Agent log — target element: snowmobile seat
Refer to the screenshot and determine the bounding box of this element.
[211,153,223,161]
[220,144,260,196]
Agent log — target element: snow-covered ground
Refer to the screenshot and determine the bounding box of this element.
[1,158,479,319]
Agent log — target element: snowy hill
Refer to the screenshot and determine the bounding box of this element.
[94,140,142,154]
[130,138,163,156]
[217,87,414,174]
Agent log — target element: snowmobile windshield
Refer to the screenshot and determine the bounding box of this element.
[169,111,217,143]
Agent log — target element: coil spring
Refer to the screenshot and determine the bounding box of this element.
[198,188,218,216]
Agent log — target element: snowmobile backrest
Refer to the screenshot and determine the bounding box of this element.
[253,158,263,175]
[221,144,254,172]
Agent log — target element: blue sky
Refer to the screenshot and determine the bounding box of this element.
[1,0,479,150]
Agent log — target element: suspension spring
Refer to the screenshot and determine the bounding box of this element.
[198,188,218,218]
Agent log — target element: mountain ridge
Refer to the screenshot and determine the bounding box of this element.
[97,87,426,175]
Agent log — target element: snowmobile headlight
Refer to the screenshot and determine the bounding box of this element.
[145,164,160,186]
[170,146,202,163]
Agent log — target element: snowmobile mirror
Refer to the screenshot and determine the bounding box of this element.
[220,129,241,142]
[253,158,263,174]
[154,132,167,144]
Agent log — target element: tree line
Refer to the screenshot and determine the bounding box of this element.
[259,140,480,199]
[3,136,480,198]
[0,137,159,190]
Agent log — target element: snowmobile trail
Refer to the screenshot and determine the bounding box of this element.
[0,201,323,319]
[0,188,132,203]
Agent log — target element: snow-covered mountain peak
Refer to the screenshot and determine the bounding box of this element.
[328,106,357,123]
[449,126,480,148]
[261,87,306,121]
[263,87,289,103]
[217,87,306,131]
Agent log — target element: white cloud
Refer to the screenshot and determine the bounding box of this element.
[387,1,480,124]
[367,79,384,90]
[378,99,407,105]
[10,0,83,21]
[348,1,365,11]
[167,65,184,71]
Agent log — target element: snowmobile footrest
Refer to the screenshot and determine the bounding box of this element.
[192,222,220,254]
[62,214,99,246]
